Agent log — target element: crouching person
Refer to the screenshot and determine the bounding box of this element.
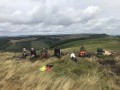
[30,48,36,60]
[70,52,78,62]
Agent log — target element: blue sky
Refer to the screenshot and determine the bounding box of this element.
[0,0,120,36]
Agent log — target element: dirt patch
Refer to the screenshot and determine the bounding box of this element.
[98,59,116,66]
[98,58,120,75]
[111,64,120,75]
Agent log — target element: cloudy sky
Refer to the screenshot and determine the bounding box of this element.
[0,0,120,36]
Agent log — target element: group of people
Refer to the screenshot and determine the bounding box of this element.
[20,44,111,61]
[21,48,37,59]
[69,44,88,62]
[21,47,62,60]
[69,44,112,62]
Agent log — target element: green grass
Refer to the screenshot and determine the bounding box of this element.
[60,37,120,52]
[49,57,100,78]
[0,52,119,90]
[0,37,120,90]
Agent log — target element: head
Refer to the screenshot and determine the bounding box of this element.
[23,48,26,50]
[31,48,34,51]
[81,44,84,47]
[42,48,45,50]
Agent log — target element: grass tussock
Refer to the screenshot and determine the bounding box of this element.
[0,52,120,90]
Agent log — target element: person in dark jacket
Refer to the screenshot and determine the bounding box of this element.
[54,47,61,58]
[30,48,36,59]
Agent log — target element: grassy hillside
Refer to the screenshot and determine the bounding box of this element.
[0,34,108,52]
[0,51,120,90]
[0,37,120,90]
[60,37,120,52]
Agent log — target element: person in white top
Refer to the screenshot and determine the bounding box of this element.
[70,52,76,58]
[70,52,77,62]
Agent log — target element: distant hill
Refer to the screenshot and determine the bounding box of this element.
[0,34,109,52]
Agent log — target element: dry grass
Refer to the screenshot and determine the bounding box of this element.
[0,52,120,90]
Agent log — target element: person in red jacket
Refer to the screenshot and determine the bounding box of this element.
[79,44,86,57]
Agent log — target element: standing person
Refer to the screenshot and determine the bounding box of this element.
[70,52,78,62]
[21,48,28,59]
[40,48,48,59]
[30,48,36,60]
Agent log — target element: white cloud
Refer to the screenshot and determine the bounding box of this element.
[0,5,101,25]
[0,0,120,36]
[83,6,101,17]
